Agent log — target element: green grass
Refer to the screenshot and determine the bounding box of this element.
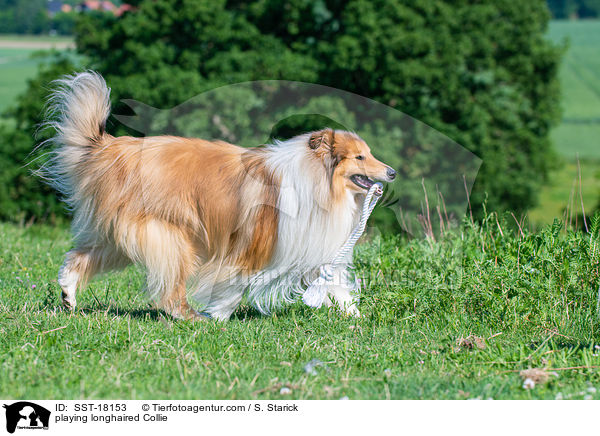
[551,123,600,161]
[545,20,600,161]
[529,159,600,225]
[548,21,600,124]
[0,35,73,114]
[530,20,600,225]
[0,48,55,114]
[1,218,599,399]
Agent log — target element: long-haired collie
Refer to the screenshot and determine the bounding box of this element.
[42,72,395,320]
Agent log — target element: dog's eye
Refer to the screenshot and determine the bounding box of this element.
[356,155,364,160]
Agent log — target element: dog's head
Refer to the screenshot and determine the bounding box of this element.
[308,128,396,195]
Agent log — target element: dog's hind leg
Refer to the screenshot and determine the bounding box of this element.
[139,220,206,321]
[203,285,245,321]
[155,278,208,320]
[58,245,130,309]
[147,261,205,320]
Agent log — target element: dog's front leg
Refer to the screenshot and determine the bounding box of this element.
[324,285,360,316]
[322,266,361,317]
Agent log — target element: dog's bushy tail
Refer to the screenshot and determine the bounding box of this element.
[40,71,111,208]
[46,71,110,149]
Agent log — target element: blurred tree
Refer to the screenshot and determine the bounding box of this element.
[0,0,79,35]
[580,0,600,16]
[75,0,318,109]
[51,12,77,36]
[0,0,563,231]
[0,54,77,222]
[547,0,600,17]
[0,0,50,34]
[547,0,578,17]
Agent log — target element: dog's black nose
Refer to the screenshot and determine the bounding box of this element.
[387,168,396,180]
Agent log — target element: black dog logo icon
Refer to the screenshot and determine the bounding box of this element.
[3,402,50,433]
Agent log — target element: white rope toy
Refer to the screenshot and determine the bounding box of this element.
[303,182,384,308]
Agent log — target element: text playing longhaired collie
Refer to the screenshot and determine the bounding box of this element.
[43,72,396,320]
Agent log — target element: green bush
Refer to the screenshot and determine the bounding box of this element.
[0,55,77,223]
[51,12,77,36]
[356,212,600,326]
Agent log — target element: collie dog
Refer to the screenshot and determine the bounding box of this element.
[43,72,395,320]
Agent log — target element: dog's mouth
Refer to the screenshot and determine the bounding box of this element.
[350,174,375,190]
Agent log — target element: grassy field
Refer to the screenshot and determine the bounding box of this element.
[529,159,600,225]
[1,218,599,399]
[547,20,600,160]
[0,35,73,114]
[0,47,48,113]
[547,21,600,127]
[529,20,600,226]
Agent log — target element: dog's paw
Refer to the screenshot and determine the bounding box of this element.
[188,310,211,322]
[61,291,76,310]
[171,306,211,321]
[344,304,361,318]
[58,265,79,310]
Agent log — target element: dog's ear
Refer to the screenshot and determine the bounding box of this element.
[309,128,341,171]
[308,129,335,151]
